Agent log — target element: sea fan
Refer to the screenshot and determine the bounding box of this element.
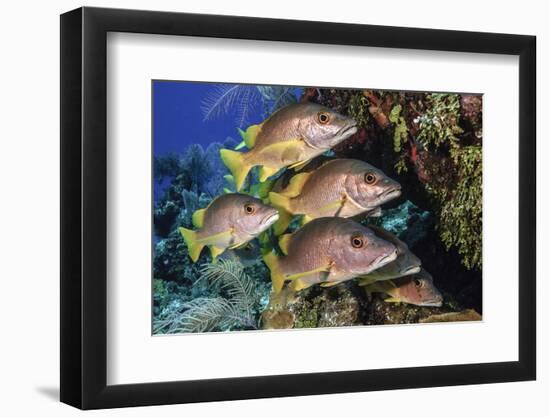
[199,259,256,320]
[154,259,259,334]
[201,84,262,128]
[153,297,238,334]
[257,86,298,114]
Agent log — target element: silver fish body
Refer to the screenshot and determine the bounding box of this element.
[268,159,401,233]
[365,269,443,307]
[220,103,357,191]
[263,217,398,293]
[179,193,278,262]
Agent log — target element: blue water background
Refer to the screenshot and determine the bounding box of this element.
[153,80,302,202]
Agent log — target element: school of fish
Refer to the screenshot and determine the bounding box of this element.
[180,102,442,308]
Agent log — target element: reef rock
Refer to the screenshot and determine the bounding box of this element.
[419,309,482,323]
[261,281,475,329]
[261,284,366,330]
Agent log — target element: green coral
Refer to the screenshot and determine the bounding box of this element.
[389,104,409,153]
[416,93,464,149]
[423,144,482,270]
[347,92,370,128]
[438,145,482,269]
[404,93,482,270]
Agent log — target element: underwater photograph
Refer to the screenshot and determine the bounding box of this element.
[152,81,483,334]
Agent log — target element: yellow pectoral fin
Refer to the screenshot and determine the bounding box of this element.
[286,264,332,281]
[228,241,248,250]
[258,139,306,165]
[196,230,234,245]
[290,279,312,292]
[384,297,402,303]
[321,281,342,288]
[288,159,311,171]
[317,196,346,215]
[320,281,341,288]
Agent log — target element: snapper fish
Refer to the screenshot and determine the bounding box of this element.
[179,194,279,263]
[364,269,443,307]
[263,217,398,294]
[220,103,358,191]
[357,225,421,286]
[268,159,401,234]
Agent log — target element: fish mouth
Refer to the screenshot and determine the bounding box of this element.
[401,265,422,276]
[419,299,443,307]
[261,212,279,227]
[337,122,358,139]
[380,187,402,201]
[374,249,398,268]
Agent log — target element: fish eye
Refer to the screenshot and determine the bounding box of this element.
[364,172,377,185]
[351,235,364,248]
[317,112,331,124]
[414,278,423,288]
[244,204,256,215]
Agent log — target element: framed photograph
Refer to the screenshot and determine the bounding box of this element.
[60,6,536,409]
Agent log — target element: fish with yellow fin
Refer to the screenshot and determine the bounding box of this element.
[179,194,279,262]
[364,269,443,307]
[268,159,401,234]
[262,217,398,294]
[220,103,357,191]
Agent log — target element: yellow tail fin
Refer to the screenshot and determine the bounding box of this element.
[269,192,294,235]
[263,251,286,294]
[269,192,292,212]
[278,233,293,255]
[272,210,293,236]
[220,149,250,191]
[179,227,204,263]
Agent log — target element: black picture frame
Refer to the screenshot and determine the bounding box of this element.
[60,6,536,410]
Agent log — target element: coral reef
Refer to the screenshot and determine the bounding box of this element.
[262,284,365,330]
[261,280,472,330]
[154,259,270,333]
[153,83,483,333]
[311,89,482,271]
